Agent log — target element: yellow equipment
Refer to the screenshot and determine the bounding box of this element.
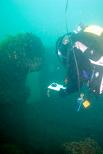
[83,100,90,108]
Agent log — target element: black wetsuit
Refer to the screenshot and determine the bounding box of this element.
[58,29,103,96]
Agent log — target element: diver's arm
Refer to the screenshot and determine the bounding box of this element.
[59,81,78,96]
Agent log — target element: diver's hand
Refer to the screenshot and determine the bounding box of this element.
[47,82,67,98]
[59,88,67,97]
[47,88,59,97]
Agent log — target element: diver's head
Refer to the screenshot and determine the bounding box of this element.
[56,33,73,66]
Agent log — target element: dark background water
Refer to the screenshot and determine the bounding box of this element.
[0,0,103,153]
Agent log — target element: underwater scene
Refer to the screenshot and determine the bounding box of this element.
[0,0,103,153]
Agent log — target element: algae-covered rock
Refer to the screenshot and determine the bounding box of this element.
[0,32,44,72]
[0,32,45,104]
[63,138,103,154]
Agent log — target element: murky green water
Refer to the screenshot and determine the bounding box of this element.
[0,0,103,153]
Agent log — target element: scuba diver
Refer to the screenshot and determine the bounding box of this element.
[55,25,103,110]
[56,25,103,95]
